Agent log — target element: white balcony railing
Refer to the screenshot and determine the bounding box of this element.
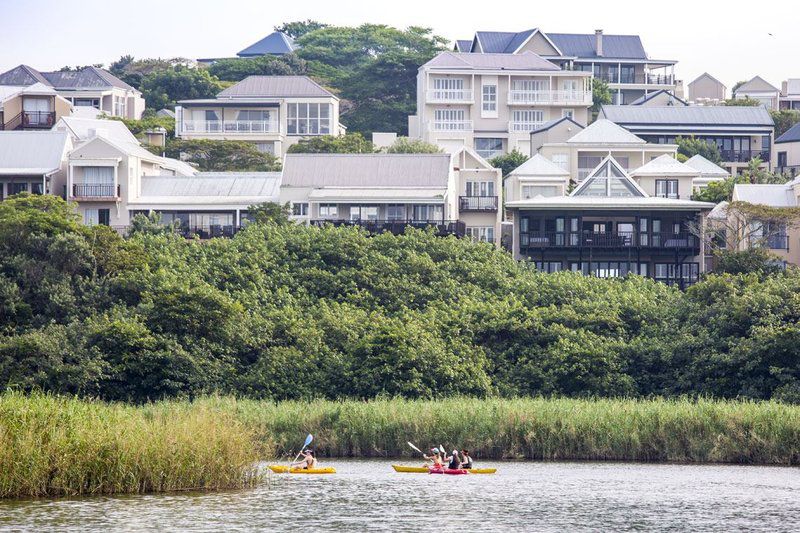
[428,120,473,132]
[509,121,545,133]
[427,89,474,103]
[180,120,280,134]
[507,90,592,106]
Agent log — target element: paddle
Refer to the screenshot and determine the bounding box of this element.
[288,434,313,472]
[407,442,425,456]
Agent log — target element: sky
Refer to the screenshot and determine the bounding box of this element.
[1,0,796,94]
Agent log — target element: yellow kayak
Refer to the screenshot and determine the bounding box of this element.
[268,465,337,474]
[392,465,496,474]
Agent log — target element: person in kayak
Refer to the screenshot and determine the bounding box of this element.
[460,450,473,469]
[445,449,462,470]
[423,448,444,467]
[292,449,318,470]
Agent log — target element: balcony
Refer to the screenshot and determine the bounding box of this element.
[509,121,544,134]
[72,183,120,200]
[595,73,675,86]
[460,196,498,212]
[426,89,474,103]
[311,219,466,238]
[720,150,771,163]
[508,90,592,106]
[179,120,280,135]
[428,120,473,133]
[520,231,699,251]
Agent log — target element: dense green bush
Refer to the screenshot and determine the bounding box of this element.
[0,195,799,403]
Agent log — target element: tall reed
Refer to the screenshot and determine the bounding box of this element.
[0,392,263,498]
[219,396,800,465]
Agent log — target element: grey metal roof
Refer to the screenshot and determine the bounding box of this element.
[282,154,452,188]
[42,66,136,91]
[139,172,281,199]
[237,32,298,57]
[684,155,729,177]
[0,65,50,86]
[776,122,800,144]
[733,184,796,207]
[532,116,584,134]
[217,76,335,98]
[156,109,175,118]
[454,40,473,52]
[600,105,774,128]
[424,51,560,71]
[734,75,779,94]
[548,33,647,59]
[0,131,68,175]
[55,116,139,145]
[509,154,570,177]
[629,90,688,106]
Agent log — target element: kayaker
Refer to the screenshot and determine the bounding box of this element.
[292,449,318,470]
[460,450,473,469]
[446,449,461,470]
[423,448,443,467]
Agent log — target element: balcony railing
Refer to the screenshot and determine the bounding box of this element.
[311,219,466,238]
[509,121,545,133]
[180,120,280,134]
[595,73,675,85]
[720,150,771,163]
[508,90,592,105]
[460,196,498,211]
[22,111,56,128]
[427,89,473,103]
[520,231,699,250]
[428,120,473,132]
[72,183,120,199]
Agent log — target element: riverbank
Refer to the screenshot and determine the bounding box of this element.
[1,394,798,498]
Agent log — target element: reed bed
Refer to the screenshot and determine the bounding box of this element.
[0,392,263,498]
[219,396,800,465]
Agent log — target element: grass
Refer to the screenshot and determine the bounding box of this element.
[2,394,799,498]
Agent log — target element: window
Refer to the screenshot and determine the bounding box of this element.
[31,182,44,195]
[656,179,679,199]
[511,110,544,132]
[292,202,309,216]
[778,151,788,168]
[475,138,503,159]
[551,153,568,170]
[114,97,126,117]
[83,166,114,185]
[432,78,465,100]
[569,262,648,277]
[654,263,699,286]
[83,208,109,226]
[412,204,443,221]
[521,185,559,198]
[386,204,406,221]
[255,142,275,154]
[74,98,100,108]
[482,84,497,115]
[319,204,338,218]
[466,226,495,243]
[562,109,574,119]
[434,109,467,131]
[349,206,378,221]
[465,181,495,197]
[534,262,562,273]
[234,110,274,132]
[287,103,332,135]
[10,183,28,195]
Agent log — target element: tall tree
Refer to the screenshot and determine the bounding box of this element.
[296,24,447,136]
[140,67,225,110]
[286,133,375,154]
[274,20,328,39]
[165,139,281,171]
[208,54,307,82]
[770,109,800,137]
[676,136,723,164]
[489,150,529,177]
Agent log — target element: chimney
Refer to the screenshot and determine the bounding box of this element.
[595,29,603,57]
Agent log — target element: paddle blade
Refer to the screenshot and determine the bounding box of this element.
[407,442,423,455]
[439,445,446,454]
[304,434,313,448]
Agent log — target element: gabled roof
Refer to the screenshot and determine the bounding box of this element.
[531,116,584,134]
[70,133,195,176]
[776,122,800,144]
[548,33,648,60]
[0,131,69,175]
[566,119,645,145]
[55,116,139,145]
[423,51,561,71]
[137,172,281,203]
[629,89,688,106]
[509,154,570,177]
[237,32,298,57]
[734,75,780,94]
[689,72,725,89]
[600,105,775,129]
[473,31,528,53]
[454,40,474,52]
[0,65,50,86]
[630,154,699,177]
[42,66,136,91]
[733,183,796,207]
[282,154,451,188]
[216,76,335,98]
[684,154,729,177]
[572,156,647,197]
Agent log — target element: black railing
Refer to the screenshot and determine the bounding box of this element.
[520,231,699,250]
[72,184,119,198]
[22,111,55,128]
[595,73,674,85]
[311,219,466,237]
[720,150,771,163]
[459,196,498,211]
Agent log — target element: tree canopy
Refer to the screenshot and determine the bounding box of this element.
[489,150,529,177]
[207,54,307,82]
[139,67,226,111]
[384,137,442,153]
[286,133,375,153]
[676,136,723,164]
[164,139,281,171]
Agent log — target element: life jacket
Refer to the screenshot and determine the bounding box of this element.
[448,456,460,469]
[461,456,473,469]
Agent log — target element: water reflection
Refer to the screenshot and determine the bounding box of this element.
[1,460,798,532]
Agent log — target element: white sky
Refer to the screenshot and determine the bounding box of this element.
[1,0,796,93]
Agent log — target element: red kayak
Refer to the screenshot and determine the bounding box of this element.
[428,466,469,475]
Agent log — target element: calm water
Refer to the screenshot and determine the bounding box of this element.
[1,460,799,532]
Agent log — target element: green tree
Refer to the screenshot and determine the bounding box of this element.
[274,20,328,39]
[770,109,800,137]
[165,139,281,171]
[676,136,723,164]
[692,177,738,202]
[714,249,786,276]
[286,133,375,153]
[108,56,193,90]
[384,137,442,153]
[246,202,291,225]
[721,96,762,107]
[140,67,225,110]
[592,78,612,114]
[106,115,175,138]
[208,54,307,82]
[731,80,747,94]
[489,149,528,177]
[296,24,447,135]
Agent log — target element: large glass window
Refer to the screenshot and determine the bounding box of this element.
[10,183,28,195]
[511,110,544,132]
[466,226,495,243]
[349,206,378,221]
[475,138,503,159]
[83,166,114,185]
[412,204,443,221]
[434,108,467,131]
[292,202,309,216]
[318,204,338,218]
[386,204,406,221]
[465,181,495,197]
[521,185,559,198]
[287,103,332,135]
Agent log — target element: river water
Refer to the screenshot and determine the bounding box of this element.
[1,460,798,532]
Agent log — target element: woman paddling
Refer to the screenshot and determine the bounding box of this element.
[423,448,444,468]
[292,449,318,470]
[460,450,473,470]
